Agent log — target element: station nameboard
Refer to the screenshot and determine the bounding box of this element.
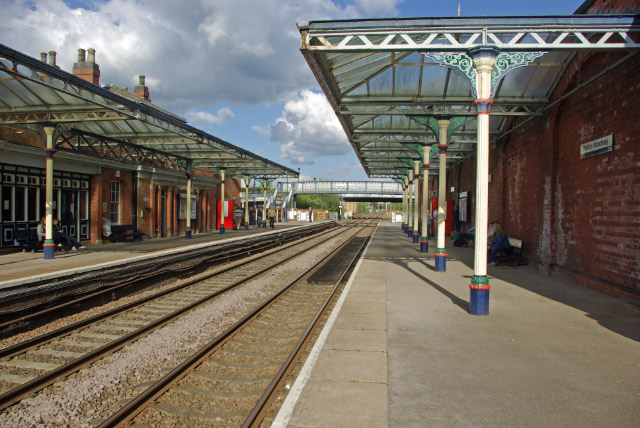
[580,134,613,159]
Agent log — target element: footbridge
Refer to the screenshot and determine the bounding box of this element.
[248,181,402,210]
[289,181,401,202]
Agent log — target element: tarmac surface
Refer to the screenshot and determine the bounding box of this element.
[273,220,640,428]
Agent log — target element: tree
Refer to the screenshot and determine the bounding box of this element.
[295,193,340,211]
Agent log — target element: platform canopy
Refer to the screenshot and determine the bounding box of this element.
[299,14,640,180]
[0,44,297,180]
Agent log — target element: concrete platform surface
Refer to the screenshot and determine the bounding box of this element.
[274,220,640,428]
[0,221,312,288]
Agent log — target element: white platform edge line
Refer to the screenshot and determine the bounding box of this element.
[271,222,380,428]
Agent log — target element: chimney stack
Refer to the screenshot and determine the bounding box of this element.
[72,47,100,85]
[48,51,58,68]
[134,75,150,101]
[40,52,47,63]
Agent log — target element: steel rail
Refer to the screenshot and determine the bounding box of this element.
[0,225,345,411]
[0,224,331,338]
[0,225,337,358]
[96,221,374,428]
[243,220,378,427]
[0,222,331,322]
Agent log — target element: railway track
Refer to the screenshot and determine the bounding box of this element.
[0,222,368,414]
[0,222,335,335]
[98,221,377,427]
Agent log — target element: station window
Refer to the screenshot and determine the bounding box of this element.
[80,190,89,221]
[28,187,39,221]
[15,186,27,222]
[2,185,14,222]
[110,181,121,224]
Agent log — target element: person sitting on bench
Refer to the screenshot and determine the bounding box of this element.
[53,218,86,251]
[488,223,510,266]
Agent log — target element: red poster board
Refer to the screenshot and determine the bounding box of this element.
[217,200,233,229]
[431,199,453,236]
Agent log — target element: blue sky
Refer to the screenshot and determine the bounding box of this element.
[3,0,585,181]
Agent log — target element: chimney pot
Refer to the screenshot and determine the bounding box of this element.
[40,52,47,63]
[48,51,56,66]
[122,86,128,92]
[134,74,150,102]
[73,47,100,85]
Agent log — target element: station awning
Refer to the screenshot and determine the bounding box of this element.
[299,14,640,180]
[0,44,297,180]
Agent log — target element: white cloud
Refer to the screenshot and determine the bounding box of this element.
[186,107,234,125]
[251,125,270,135]
[291,156,314,165]
[0,0,375,115]
[266,90,350,159]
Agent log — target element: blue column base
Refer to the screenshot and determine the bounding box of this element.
[185,230,192,239]
[420,240,428,253]
[434,253,447,272]
[244,225,249,230]
[406,228,412,238]
[412,233,419,243]
[402,224,406,233]
[470,287,491,315]
[43,245,55,260]
[220,226,225,234]
[263,222,267,228]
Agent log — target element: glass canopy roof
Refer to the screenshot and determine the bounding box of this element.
[299,14,639,180]
[0,44,297,180]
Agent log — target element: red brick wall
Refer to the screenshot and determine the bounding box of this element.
[0,126,43,148]
[100,168,133,225]
[434,0,640,296]
[442,0,639,295]
[89,175,103,243]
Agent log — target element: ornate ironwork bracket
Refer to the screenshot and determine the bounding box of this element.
[53,123,75,141]
[422,52,477,97]
[407,115,440,144]
[54,128,191,173]
[16,124,46,142]
[448,116,475,140]
[422,50,546,98]
[491,51,546,97]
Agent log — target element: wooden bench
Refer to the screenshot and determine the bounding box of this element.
[110,225,145,242]
[13,229,43,252]
[496,237,526,266]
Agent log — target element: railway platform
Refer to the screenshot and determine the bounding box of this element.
[274,220,640,428]
[0,221,314,288]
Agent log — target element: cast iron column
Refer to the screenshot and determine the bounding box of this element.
[468,47,499,315]
[412,160,420,243]
[420,148,430,253]
[185,171,192,239]
[262,180,267,228]
[43,126,56,259]
[407,169,414,238]
[219,169,226,234]
[402,179,407,233]
[244,175,250,230]
[435,118,450,271]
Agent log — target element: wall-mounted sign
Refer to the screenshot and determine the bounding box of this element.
[580,134,613,159]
